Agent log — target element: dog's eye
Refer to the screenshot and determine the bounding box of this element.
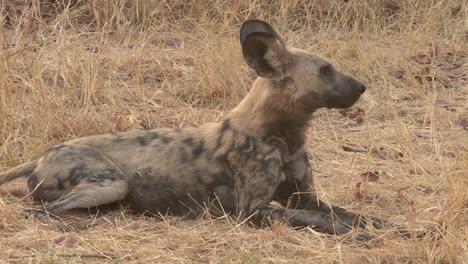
[319,64,333,75]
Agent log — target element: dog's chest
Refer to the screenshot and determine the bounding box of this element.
[281,149,310,182]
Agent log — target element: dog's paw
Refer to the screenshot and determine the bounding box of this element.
[22,207,75,232]
[340,231,383,247]
[395,224,445,240]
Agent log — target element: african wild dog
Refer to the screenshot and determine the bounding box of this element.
[1,20,402,240]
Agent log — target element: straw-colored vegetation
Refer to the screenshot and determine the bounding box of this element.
[0,0,467,263]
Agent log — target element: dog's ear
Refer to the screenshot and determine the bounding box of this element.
[240,20,292,79]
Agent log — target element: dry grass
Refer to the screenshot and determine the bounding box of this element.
[0,0,467,263]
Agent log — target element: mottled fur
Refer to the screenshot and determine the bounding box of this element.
[1,20,394,239]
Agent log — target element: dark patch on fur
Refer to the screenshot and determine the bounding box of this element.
[86,176,100,183]
[192,139,205,159]
[135,132,161,146]
[179,146,189,163]
[220,119,231,133]
[125,169,195,216]
[240,135,256,154]
[27,172,40,189]
[123,165,237,217]
[160,134,172,144]
[149,131,160,140]
[319,64,335,80]
[262,119,305,154]
[274,152,316,209]
[45,144,66,153]
[112,135,125,143]
[57,177,66,190]
[302,152,309,163]
[183,137,194,146]
[136,136,150,146]
[193,169,205,186]
[102,168,119,178]
[213,119,234,155]
[84,168,121,184]
[69,166,87,186]
[273,160,298,207]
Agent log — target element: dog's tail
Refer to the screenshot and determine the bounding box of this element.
[0,160,37,185]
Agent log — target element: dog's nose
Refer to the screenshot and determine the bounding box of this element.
[355,84,366,94]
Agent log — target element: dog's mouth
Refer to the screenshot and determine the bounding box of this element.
[325,94,362,109]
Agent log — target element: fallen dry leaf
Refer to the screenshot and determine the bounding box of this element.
[113,115,125,132]
[412,44,441,65]
[414,130,432,138]
[447,72,467,80]
[435,99,452,108]
[359,171,380,182]
[397,189,414,206]
[85,46,100,53]
[394,69,405,80]
[7,189,27,198]
[354,171,381,203]
[414,67,437,84]
[354,182,379,203]
[415,185,435,194]
[437,62,460,71]
[372,146,404,160]
[164,36,184,48]
[428,44,441,57]
[412,53,432,64]
[54,235,78,248]
[458,118,468,130]
[354,182,364,201]
[338,108,365,124]
[341,145,368,153]
[111,113,134,132]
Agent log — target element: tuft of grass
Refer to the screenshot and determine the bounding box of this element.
[1,0,467,263]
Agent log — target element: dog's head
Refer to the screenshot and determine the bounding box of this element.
[240,20,366,111]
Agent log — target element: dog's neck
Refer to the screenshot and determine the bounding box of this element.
[227,77,314,152]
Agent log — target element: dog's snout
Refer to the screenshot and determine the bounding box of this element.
[356,84,366,94]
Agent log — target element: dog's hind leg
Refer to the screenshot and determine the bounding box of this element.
[26,175,128,231]
[43,179,128,213]
[26,179,128,231]
[24,144,129,230]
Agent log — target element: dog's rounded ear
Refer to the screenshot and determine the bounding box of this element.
[240,20,291,79]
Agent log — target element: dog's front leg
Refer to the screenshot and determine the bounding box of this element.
[276,150,389,230]
[254,205,376,241]
[231,145,287,220]
[231,166,367,238]
[276,151,438,238]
